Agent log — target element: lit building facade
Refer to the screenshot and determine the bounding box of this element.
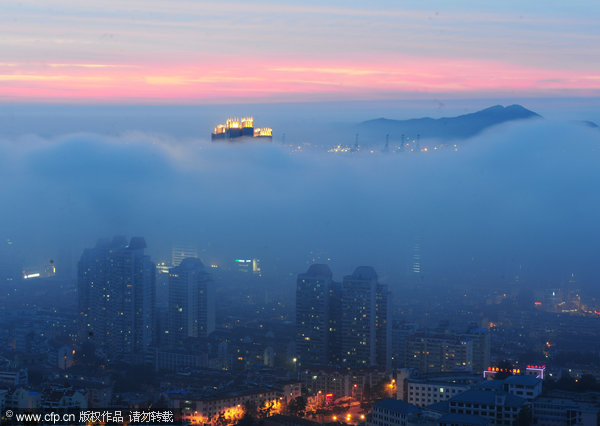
[299,367,390,399]
[167,386,290,425]
[211,117,272,141]
[406,378,471,407]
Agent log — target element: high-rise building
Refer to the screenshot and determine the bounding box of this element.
[391,322,417,369]
[464,328,490,374]
[376,282,392,371]
[168,258,215,345]
[171,245,198,267]
[341,267,390,369]
[327,279,343,366]
[295,264,335,367]
[295,264,390,370]
[78,236,155,359]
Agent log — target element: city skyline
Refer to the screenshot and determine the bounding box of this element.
[1,1,600,424]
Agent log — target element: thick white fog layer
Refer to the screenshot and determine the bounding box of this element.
[1,115,599,290]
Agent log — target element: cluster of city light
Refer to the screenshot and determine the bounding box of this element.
[327,143,456,154]
[387,378,396,396]
[187,405,244,425]
[214,117,252,133]
[327,145,354,153]
[185,398,283,425]
[331,412,366,423]
[254,127,273,137]
[226,117,241,129]
[212,116,273,139]
[487,366,521,374]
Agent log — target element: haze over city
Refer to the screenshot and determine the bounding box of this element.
[1,1,600,426]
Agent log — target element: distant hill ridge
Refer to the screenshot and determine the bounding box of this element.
[358,104,542,143]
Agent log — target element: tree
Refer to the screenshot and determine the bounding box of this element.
[214,412,228,426]
[576,374,599,391]
[243,400,258,419]
[236,412,257,426]
[286,396,307,417]
[367,378,391,401]
[516,406,531,426]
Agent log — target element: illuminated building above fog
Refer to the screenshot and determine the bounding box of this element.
[211,117,272,142]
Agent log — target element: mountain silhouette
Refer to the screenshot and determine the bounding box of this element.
[358,104,541,143]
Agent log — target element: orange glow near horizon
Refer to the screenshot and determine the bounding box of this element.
[0,57,599,103]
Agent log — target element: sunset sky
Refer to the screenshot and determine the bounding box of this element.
[1,0,599,103]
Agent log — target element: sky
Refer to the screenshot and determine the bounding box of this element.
[1,0,599,103]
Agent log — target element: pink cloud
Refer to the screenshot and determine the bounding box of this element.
[1,56,599,103]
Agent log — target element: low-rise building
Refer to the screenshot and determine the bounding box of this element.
[447,390,527,425]
[366,399,421,426]
[40,387,88,411]
[532,397,600,426]
[300,367,391,400]
[0,368,28,386]
[503,376,542,401]
[437,413,489,426]
[407,379,470,407]
[4,387,41,410]
[166,386,286,424]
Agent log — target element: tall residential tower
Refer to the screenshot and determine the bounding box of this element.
[296,265,390,370]
[341,267,390,370]
[78,236,155,360]
[168,257,215,345]
[296,264,336,367]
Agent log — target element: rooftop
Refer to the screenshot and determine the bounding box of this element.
[349,266,378,281]
[450,390,526,408]
[372,399,420,415]
[304,264,333,278]
[504,375,542,387]
[438,413,489,425]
